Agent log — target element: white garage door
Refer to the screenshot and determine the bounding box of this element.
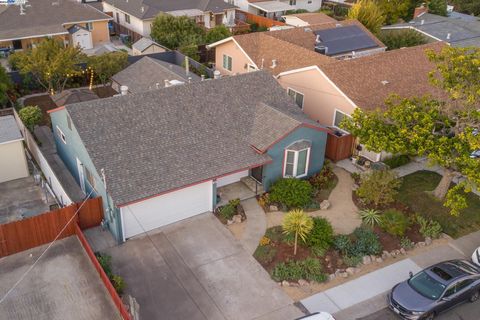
[73,31,93,49]
[121,181,213,239]
[216,170,248,188]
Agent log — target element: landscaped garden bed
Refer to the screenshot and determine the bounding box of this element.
[214,198,246,225]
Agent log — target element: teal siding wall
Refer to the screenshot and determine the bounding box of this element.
[262,126,327,190]
[50,109,123,242]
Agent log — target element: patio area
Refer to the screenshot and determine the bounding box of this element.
[217,181,256,206]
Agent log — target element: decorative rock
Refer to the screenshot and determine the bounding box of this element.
[400,248,407,255]
[269,205,278,211]
[227,219,234,225]
[346,267,356,275]
[352,184,359,191]
[362,255,372,265]
[282,280,290,287]
[370,255,376,261]
[290,282,299,287]
[232,214,242,224]
[394,249,401,256]
[335,269,342,277]
[376,257,383,263]
[298,279,309,286]
[382,251,391,260]
[340,272,349,278]
[320,200,331,210]
[418,241,426,247]
[328,274,336,281]
[425,237,432,246]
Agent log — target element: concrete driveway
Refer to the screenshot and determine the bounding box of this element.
[106,213,303,320]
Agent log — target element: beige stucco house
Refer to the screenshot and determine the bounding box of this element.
[0,116,29,183]
[209,23,446,161]
[0,0,111,52]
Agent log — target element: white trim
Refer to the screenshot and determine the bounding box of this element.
[283,147,310,178]
[0,31,69,43]
[56,125,66,144]
[222,53,233,72]
[207,37,259,69]
[120,207,126,243]
[287,87,304,109]
[277,65,359,110]
[381,25,444,43]
[247,64,257,72]
[61,18,112,26]
[332,108,351,128]
[0,138,24,146]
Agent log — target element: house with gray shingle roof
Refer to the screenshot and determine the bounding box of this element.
[102,0,237,42]
[0,0,112,52]
[49,71,329,242]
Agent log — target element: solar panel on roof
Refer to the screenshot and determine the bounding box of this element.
[314,25,379,56]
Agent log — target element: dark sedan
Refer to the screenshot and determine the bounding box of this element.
[387,260,480,320]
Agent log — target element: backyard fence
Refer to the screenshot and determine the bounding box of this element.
[0,197,103,258]
[10,108,74,206]
[325,131,355,162]
[235,10,286,28]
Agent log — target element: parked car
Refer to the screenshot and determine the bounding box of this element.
[388,260,480,320]
[472,246,480,266]
[295,312,335,320]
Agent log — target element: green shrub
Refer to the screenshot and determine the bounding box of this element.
[19,105,42,131]
[271,258,327,283]
[356,170,401,207]
[229,198,240,208]
[305,217,334,251]
[309,161,335,190]
[111,274,125,295]
[352,227,382,256]
[333,234,352,256]
[218,203,236,220]
[400,237,414,250]
[265,226,284,243]
[359,209,382,228]
[416,215,442,239]
[95,252,113,278]
[269,178,313,209]
[383,154,410,169]
[379,30,428,51]
[254,245,277,265]
[380,209,410,237]
[343,255,362,267]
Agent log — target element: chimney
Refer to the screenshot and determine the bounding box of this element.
[120,85,128,95]
[270,59,277,69]
[213,70,221,79]
[413,5,428,19]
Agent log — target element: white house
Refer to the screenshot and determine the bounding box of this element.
[0,115,29,184]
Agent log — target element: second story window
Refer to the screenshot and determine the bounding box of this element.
[223,54,232,71]
[125,13,131,24]
[287,88,304,109]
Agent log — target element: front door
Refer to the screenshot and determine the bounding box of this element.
[12,40,22,50]
[76,158,86,193]
[250,166,263,183]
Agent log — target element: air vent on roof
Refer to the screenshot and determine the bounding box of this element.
[381,80,389,85]
[335,23,342,27]
[315,45,328,55]
[304,27,312,32]
[446,33,451,40]
[421,19,425,25]
[270,59,277,68]
[141,6,144,13]
[315,34,321,44]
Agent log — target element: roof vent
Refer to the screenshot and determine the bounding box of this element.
[315,45,328,55]
[120,85,128,95]
[315,34,321,44]
[335,23,342,27]
[381,80,389,86]
[304,27,312,32]
[213,70,221,79]
[421,19,425,25]
[270,59,277,68]
[446,33,451,40]
[141,6,144,13]
[155,82,160,89]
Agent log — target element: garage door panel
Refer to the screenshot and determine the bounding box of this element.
[122,181,212,239]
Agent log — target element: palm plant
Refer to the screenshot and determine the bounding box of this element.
[359,209,382,228]
[282,209,314,255]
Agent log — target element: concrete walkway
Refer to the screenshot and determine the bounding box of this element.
[239,198,267,255]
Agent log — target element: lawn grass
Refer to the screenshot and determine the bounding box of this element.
[396,171,480,238]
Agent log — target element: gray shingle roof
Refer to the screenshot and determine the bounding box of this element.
[111,56,200,93]
[65,71,325,206]
[0,0,111,41]
[0,116,23,144]
[384,12,480,47]
[132,37,166,52]
[104,0,236,20]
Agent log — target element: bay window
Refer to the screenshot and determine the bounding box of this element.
[283,141,311,178]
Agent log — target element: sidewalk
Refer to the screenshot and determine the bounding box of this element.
[300,231,480,320]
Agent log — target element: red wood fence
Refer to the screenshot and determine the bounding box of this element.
[236,10,286,28]
[0,197,103,258]
[325,132,355,162]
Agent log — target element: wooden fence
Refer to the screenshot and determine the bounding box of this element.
[325,132,355,162]
[0,198,103,258]
[236,10,286,28]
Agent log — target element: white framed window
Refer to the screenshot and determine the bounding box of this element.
[56,126,66,144]
[333,109,350,129]
[287,88,304,109]
[223,54,232,71]
[290,0,297,5]
[283,147,310,178]
[86,22,94,31]
[125,13,131,24]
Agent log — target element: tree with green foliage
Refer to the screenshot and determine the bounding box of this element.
[282,209,313,255]
[348,0,386,34]
[87,51,128,87]
[428,0,448,16]
[205,25,232,44]
[451,0,480,16]
[342,48,480,215]
[0,65,13,108]
[9,39,85,94]
[376,0,411,25]
[379,29,428,50]
[150,14,205,50]
[19,106,42,131]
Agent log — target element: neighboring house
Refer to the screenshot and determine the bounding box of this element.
[383,10,480,47]
[0,0,112,51]
[111,56,201,93]
[0,115,29,183]
[207,19,386,76]
[283,12,337,27]
[230,0,323,19]
[132,37,167,55]
[102,0,237,42]
[49,71,328,242]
